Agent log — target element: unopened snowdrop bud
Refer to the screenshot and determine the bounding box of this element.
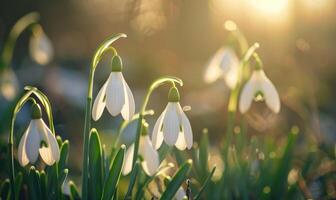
[17,103,60,166]
[152,87,193,150]
[92,55,135,121]
[29,26,54,65]
[111,55,123,72]
[122,122,160,176]
[239,69,280,114]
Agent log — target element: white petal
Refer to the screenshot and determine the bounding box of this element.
[152,106,166,149]
[204,48,225,83]
[106,72,125,116]
[260,74,281,113]
[38,119,60,165]
[30,31,54,65]
[219,48,240,73]
[224,62,239,89]
[25,120,41,163]
[141,136,160,176]
[162,103,180,146]
[178,104,193,149]
[92,80,108,121]
[121,75,135,120]
[239,78,257,114]
[122,144,134,175]
[175,187,187,200]
[17,125,30,166]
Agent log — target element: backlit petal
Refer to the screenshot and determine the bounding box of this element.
[152,106,166,149]
[175,187,187,200]
[38,119,60,165]
[18,125,30,166]
[122,144,134,175]
[178,104,193,149]
[92,80,108,121]
[239,78,256,114]
[260,74,280,113]
[162,103,180,146]
[25,120,41,163]
[121,74,135,120]
[106,72,125,116]
[141,136,160,176]
[204,48,225,83]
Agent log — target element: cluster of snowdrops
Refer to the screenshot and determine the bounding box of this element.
[1,14,286,200]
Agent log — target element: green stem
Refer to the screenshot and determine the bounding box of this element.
[81,33,126,200]
[131,76,183,169]
[1,12,40,67]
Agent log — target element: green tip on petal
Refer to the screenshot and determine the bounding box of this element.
[31,103,42,119]
[111,55,123,72]
[168,87,180,102]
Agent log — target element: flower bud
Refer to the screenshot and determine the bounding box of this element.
[111,55,123,72]
[31,103,42,119]
[168,87,180,102]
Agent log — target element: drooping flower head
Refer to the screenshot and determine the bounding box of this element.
[18,103,60,166]
[123,122,160,176]
[239,69,280,114]
[29,26,54,65]
[204,47,240,89]
[92,55,135,121]
[152,87,193,150]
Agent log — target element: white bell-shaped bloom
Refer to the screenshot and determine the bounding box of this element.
[152,87,193,150]
[18,104,60,166]
[175,187,187,200]
[122,135,160,176]
[29,26,54,65]
[92,55,135,121]
[204,47,240,89]
[239,69,280,114]
[0,69,19,101]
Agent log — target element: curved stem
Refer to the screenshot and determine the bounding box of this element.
[131,76,183,168]
[81,33,126,200]
[2,12,40,67]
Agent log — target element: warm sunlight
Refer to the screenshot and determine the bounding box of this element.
[248,0,289,15]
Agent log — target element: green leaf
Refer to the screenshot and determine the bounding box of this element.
[199,131,209,178]
[194,166,216,200]
[0,179,10,200]
[14,172,23,200]
[59,169,68,187]
[124,162,140,200]
[58,140,69,173]
[89,129,103,199]
[101,145,126,200]
[69,181,80,200]
[160,160,192,200]
[40,171,47,199]
[28,167,41,200]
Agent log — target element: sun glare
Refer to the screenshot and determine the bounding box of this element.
[249,0,289,15]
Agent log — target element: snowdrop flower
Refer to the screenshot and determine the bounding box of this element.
[175,187,187,200]
[122,123,160,176]
[92,55,135,121]
[29,26,54,65]
[204,47,240,89]
[0,69,19,101]
[239,69,280,114]
[152,87,193,150]
[18,103,60,166]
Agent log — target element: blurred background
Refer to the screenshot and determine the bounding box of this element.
[0,0,335,193]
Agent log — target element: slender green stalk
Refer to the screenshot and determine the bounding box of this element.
[1,12,40,67]
[131,76,183,169]
[81,33,126,200]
